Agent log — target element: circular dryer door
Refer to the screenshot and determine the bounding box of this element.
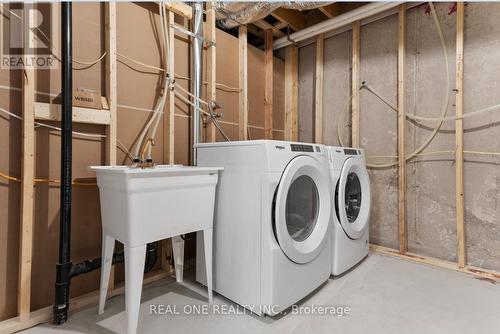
[274,155,331,264]
[336,157,371,239]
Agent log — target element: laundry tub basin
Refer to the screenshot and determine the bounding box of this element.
[90,165,223,247]
[91,164,222,334]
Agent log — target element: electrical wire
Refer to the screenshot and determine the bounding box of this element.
[0,106,134,164]
[116,53,241,92]
[362,82,500,123]
[338,2,451,169]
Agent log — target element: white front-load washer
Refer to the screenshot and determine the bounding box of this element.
[326,146,371,276]
[195,140,331,316]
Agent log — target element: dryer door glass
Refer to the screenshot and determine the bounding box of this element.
[345,172,362,223]
[285,175,319,241]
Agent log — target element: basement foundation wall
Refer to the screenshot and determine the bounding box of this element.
[0,3,285,321]
[298,3,500,272]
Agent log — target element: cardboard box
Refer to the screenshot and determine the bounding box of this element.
[73,88,103,109]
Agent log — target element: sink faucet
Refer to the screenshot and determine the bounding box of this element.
[139,138,154,168]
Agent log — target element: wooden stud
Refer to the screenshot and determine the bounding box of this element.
[264,29,273,139]
[314,34,324,144]
[105,1,117,292]
[1,269,170,333]
[351,21,360,148]
[285,45,298,141]
[455,2,466,268]
[270,8,305,32]
[206,2,217,142]
[238,25,248,140]
[398,4,407,254]
[253,20,286,38]
[163,2,192,20]
[105,2,117,166]
[370,244,500,282]
[318,4,341,19]
[168,11,175,163]
[18,64,35,323]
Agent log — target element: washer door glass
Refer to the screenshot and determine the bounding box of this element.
[345,172,362,223]
[285,175,319,241]
[274,155,331,264]
[337,157,371,240]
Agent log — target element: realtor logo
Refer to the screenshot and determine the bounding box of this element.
[1,4,57,69]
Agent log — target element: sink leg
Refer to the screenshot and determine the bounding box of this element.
[172,236,185,283]
[203,228,213,303]
[98,234,115,315]
[125,244,146,334]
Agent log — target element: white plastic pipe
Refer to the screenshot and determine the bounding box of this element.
[273,2,403,50]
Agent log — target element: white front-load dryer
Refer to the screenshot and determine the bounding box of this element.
[327,146,371,276]
[195,140,331,315]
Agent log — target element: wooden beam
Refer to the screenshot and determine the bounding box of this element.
[105,1,117,292]
[18,65,35,323]
[351,21,360,148]
[318,3,341,19]
[264,29,273,139]
[132,3,192,20]
[370,244,500,282]
[238,25,248,140]
[397,4,407,254]
[34,102,111,125]
[1,269,170,333]
[314,34,324,144]
[253,20,285,38]
[206,2,217,142]
[270,8,305,32]
[164,2,192,20]
[168,11,175,163]
[285,45,298,141]
[455,2,466,268]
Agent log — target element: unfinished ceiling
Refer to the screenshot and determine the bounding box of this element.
[214,2,366,46]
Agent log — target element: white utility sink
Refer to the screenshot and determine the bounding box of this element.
[90,164,222,334]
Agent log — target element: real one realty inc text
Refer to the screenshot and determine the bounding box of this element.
[150,304,351,317]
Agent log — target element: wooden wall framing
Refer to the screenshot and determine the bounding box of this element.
[264,30,273,139]
[0,3,193,332]
[310,3,498,280]
[239,25,248,140]
[285,46,298,141]
[397,4,407,254]
[314,34,324,144]
[205,2,217,143]
[351,21,360,148]
[455,2,466,269]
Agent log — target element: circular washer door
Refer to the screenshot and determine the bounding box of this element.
[336,157,371,239]
[274,155,331,264]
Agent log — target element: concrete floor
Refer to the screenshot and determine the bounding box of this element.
[22,252,500,334]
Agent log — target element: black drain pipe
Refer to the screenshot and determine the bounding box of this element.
[53,4,158,324]
[53,2,73,325]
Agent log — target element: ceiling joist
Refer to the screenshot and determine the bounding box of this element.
[270,8,305,32]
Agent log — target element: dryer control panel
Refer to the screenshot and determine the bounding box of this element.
[290,143,321,153]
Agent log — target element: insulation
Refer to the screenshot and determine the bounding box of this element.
[298,3,500,272]
[214,2,330,29]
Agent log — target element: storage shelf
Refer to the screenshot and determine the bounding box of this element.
[34,100,111,125]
